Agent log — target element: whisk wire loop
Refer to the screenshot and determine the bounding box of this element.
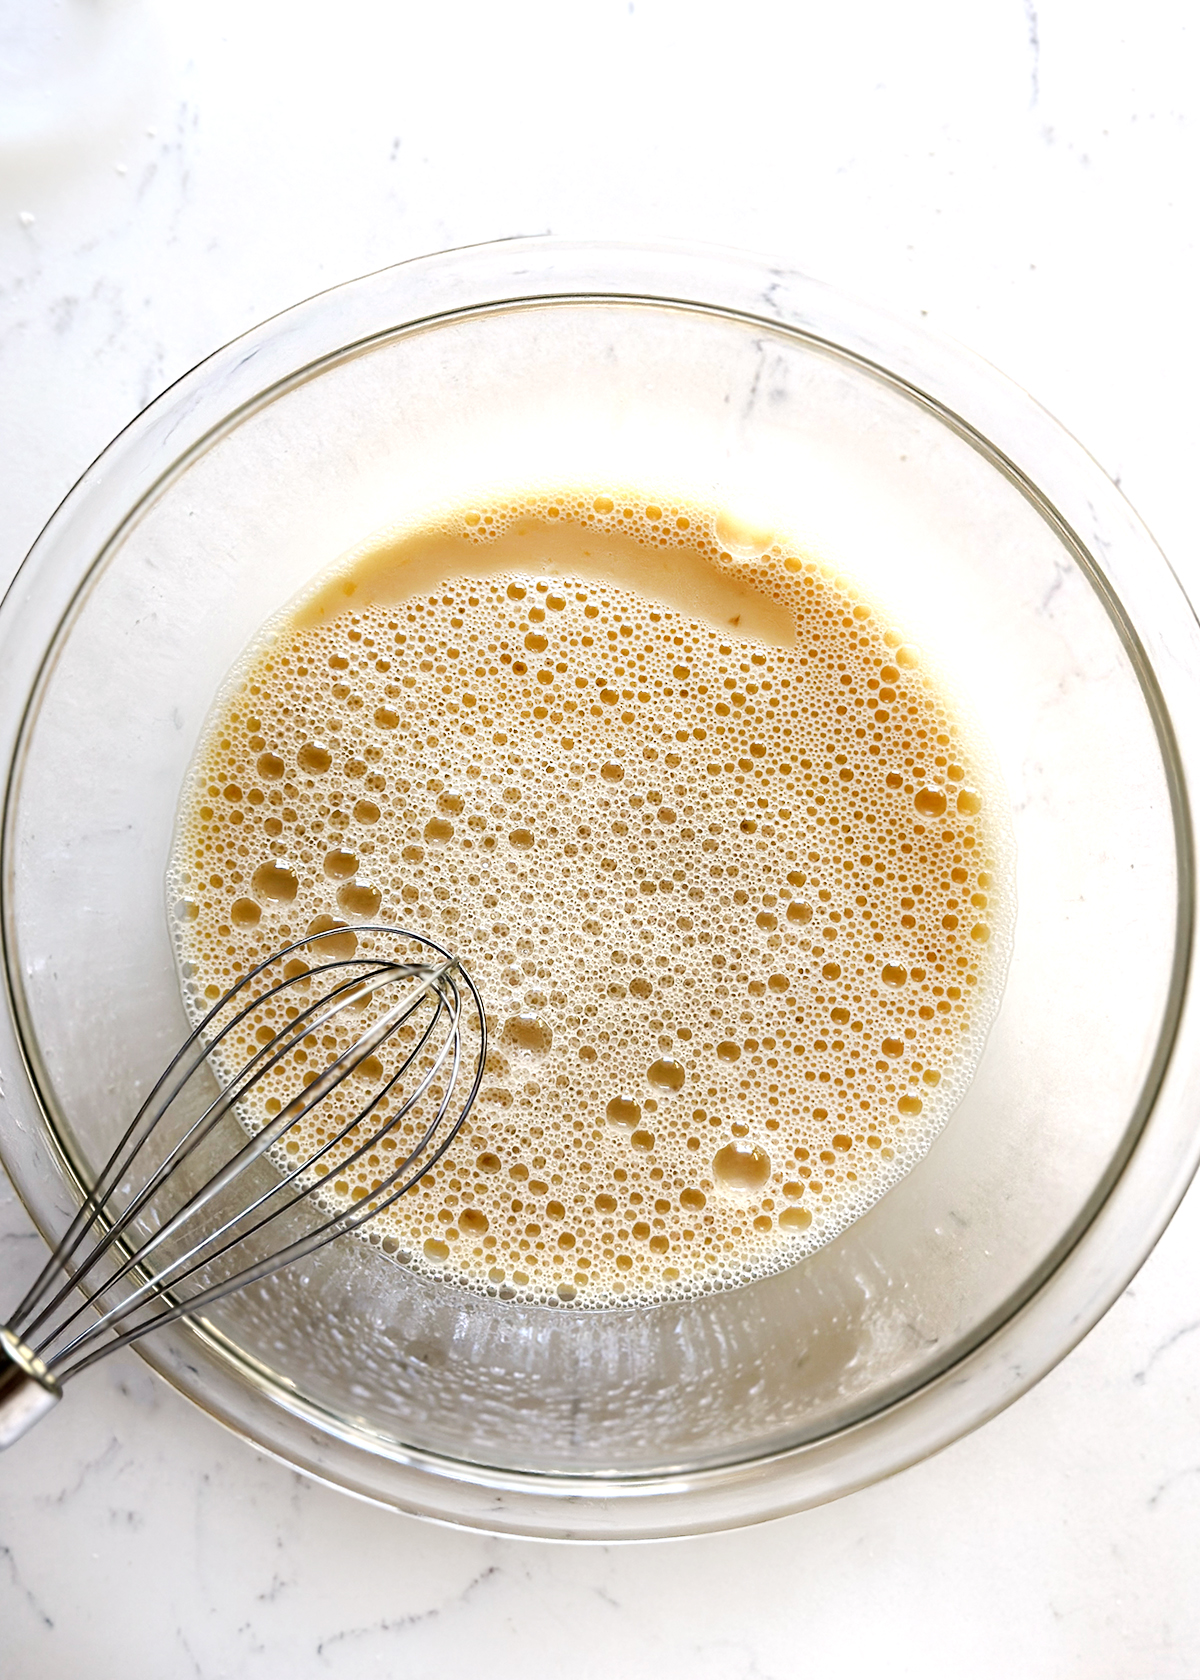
[57,970,479,1381]
[32,963,451,1370]
[16,959,413,1343]
[1,927,486,1410]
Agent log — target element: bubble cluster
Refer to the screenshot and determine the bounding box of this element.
[169,486,1013,1309]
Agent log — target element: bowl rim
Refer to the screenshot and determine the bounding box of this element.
[2,235,1198,1539]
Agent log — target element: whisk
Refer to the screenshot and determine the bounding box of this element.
[0,926,485,1448]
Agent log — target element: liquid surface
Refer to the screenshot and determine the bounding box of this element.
[170,486,1013,1308]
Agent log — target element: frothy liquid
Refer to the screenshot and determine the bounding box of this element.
[170,486,1012,1309]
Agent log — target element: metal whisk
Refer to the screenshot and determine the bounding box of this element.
[0,926,485,1448]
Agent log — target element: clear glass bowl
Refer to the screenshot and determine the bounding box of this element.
[2,239,1198,1539]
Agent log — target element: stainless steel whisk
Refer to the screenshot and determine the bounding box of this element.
[0,926,485,1448]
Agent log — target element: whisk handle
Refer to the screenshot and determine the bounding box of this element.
[0,1327,61,1448]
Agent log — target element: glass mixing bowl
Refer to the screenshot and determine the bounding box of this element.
[2,240,1199,1539]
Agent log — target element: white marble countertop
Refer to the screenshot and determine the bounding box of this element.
[2,3,1198,1674]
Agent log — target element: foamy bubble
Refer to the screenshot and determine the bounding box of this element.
[168,484,1014,1310]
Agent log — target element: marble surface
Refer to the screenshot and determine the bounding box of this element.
[2,1,1199,1674]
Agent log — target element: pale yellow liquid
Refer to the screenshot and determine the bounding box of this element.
[169,485,1012,1308]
